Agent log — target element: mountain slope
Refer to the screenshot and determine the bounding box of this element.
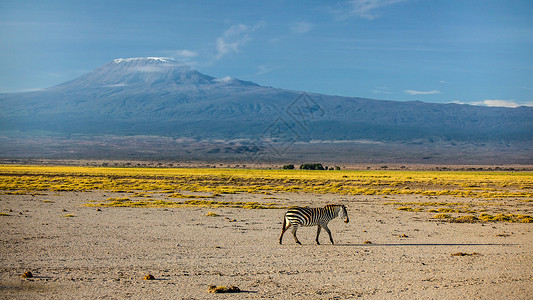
[1,57,532,144]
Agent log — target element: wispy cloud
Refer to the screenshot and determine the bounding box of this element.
[404,89,441,95]
[372,86,393,95]
[291,21,313,34]
[333,0,407,20]
[454,99,532,108]
[173,49,198,58]
[215,22,265,60]
[161,49,199,65]
[104,83,128,88]
[255,65,276,76]
[0,87,45,93]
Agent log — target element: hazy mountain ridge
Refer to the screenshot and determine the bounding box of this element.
[1,57,531,146]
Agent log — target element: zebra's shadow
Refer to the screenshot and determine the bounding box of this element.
[334,243,517,247]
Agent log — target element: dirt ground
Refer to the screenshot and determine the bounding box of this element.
[1,191,532,299]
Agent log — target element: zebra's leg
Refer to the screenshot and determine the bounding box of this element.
[279,219,291,245]
[323,224,334,244]
[316,225,322,245]
[291,226,302,245]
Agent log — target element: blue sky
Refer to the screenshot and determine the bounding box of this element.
[1,0,532,107]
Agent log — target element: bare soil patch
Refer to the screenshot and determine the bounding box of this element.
[1,192,532,299]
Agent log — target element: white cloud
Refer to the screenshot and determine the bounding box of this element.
[372,86,393,95]
[452,99,533,108]
[104,83,128,88]
[291,21,313,34]
[255,65,276,76]
[160,49,199,66]
[334,0,407,20]
[483,99,521,108]
[215,22,265,60]
[174,49,198,58]
[214,76,234,83]
[404,89,441,95]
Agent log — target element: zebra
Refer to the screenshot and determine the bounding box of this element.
[279,204,349,245]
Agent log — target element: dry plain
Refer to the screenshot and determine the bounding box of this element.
[1,166,532,299]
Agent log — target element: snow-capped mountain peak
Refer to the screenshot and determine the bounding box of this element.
[48,57,259,92]
[113,57,173,64]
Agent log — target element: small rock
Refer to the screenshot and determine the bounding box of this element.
[208,285,240,293]
[21,271,33,278]
[144,274,155,280]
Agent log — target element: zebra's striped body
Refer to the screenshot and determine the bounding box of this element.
[279,204,349,245]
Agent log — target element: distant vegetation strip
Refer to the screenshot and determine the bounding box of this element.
[0,165,532,200]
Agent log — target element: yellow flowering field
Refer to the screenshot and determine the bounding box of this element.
[1,165,532,221]
[1,165,531,198]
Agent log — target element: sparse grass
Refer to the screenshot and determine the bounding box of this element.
[3,190,29,195]
[432,213,533,223]
[453,215,479,223]
[384,198,531,222]
[207,285,240,293]
[397,206,412,211]
[432,213,453,219]
[106,197,130,202]
[131,192,152,198]
[1,165,531,216]
[396,206,424,212]
[1,165,531,199]
[168,192,215,199]
[84,198,286,209]
[477,213,533,223]
[451,252,480,256]
[0,212,10,216]
[206,211,219,217]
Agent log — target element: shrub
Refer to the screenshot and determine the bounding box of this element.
[282,164,295,170]
[300,163,325,170]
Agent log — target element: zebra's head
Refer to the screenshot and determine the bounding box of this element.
[340,205,349,223]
